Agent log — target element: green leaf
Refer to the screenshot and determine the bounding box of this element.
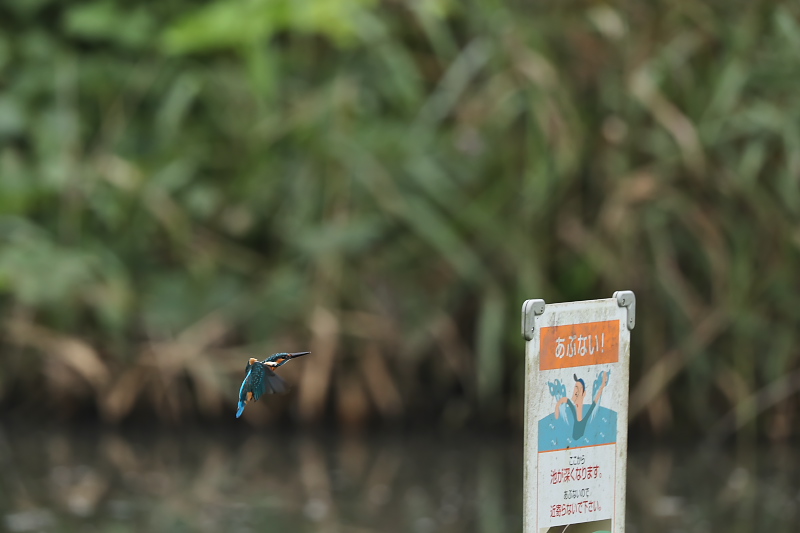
[162,0,376,54]
[64,2,155,49]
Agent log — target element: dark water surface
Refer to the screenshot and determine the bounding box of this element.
[1,425,798,532]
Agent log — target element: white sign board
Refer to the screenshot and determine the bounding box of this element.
[521,292,634,533]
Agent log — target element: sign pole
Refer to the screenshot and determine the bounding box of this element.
[522,292,635,533]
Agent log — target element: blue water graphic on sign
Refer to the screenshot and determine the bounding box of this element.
[538,371,618,452]
[538,406,617,451]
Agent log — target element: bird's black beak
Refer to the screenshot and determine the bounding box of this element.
[290,351,311,357]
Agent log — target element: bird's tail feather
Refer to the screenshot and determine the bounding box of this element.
[236,401,246,418]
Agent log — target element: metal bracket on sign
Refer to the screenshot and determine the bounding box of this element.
[613,290,636,331]
[521,299,546,341]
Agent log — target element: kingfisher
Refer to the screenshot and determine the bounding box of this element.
[236,352,310,418]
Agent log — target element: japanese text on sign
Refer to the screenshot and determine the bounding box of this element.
[540,320,619,370]
[555,334,605,359]
[550,501,603,518]
[550,465,603,485]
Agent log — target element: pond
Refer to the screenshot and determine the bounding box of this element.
[0,425,797,532]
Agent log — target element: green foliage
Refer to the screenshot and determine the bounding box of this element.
[162,0,377,53]
[1,0,799,436]
[65,2,156,49]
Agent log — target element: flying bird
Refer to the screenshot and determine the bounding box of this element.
[236,352,310,418]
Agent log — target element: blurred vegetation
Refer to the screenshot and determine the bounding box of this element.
[1,0,799,438]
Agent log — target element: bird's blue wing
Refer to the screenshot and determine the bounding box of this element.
[237,362,291,417]
[236,367,253,418]
[250,364,270,401]
[248,364,288,400]
[263,368,288,395]
[238,368,253,402]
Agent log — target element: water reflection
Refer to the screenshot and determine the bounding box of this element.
[0,426,521,533]
[626,445,800,533]
[1,426,798,532]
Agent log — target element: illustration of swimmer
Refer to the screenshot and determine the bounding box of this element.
[554,371,608,440]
